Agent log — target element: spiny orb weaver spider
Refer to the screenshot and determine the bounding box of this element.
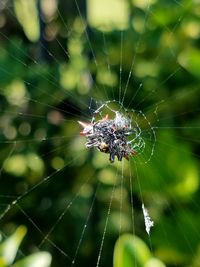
[78,102,140,163]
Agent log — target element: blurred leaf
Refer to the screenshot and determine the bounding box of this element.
[0,226,27,266]
[145,257,166,267]
[113,234,151,267]
[4,80,27,106]
[4,153,44,179]
[87,0,129,31]
[13,0,40,42]
[113,234,167,267]
[178,47,200,79]
[4,154,28,177]
[0,227,51,267]
[12,252,52,267]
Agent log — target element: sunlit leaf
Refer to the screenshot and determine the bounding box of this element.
[145,257,166,267]
[0,226,27,266]
[113,234,151,267]
[12,252,52,267]
[13,0,40,42]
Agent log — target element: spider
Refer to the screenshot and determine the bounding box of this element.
[78,112,136,163]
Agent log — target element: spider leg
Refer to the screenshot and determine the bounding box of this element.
[117,153,123,161]
[109,152,115,163]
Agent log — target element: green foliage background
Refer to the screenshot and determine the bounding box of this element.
[0,0,200,266]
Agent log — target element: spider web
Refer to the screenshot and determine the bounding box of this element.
[0,0,200,267]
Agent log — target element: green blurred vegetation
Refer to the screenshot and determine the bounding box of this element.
[113,234,166,267]
[0,0,200,267]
